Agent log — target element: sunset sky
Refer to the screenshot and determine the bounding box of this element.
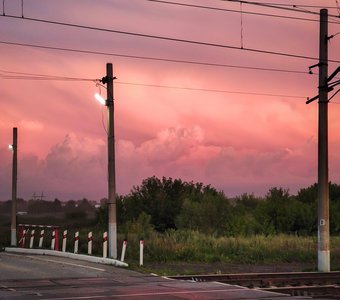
[1,0,339,201]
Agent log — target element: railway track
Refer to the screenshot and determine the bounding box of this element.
[169,271,340,298]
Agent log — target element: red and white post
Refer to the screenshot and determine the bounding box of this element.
[51,230,56,250]
[62,230,67,252]
[21,229,27,248]
[103,232,108,258]
[120,240,127,262]
[29,229,35,249]
[139,240,144,266]
[87,232,93,255]
[38,229,44,248]
[74,231,79,254]
[54,227,59,251]
[19,225,24,248]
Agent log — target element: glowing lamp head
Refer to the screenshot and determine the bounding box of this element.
[8,144,13,150]
[94,93,106,106]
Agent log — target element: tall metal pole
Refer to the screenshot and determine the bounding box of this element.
[106,63,117,259]
[11,127,18,246]
[318,8,330,272]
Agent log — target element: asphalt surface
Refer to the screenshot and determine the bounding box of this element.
[0,251,311,299]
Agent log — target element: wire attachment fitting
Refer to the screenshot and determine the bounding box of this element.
[101,76,117,85]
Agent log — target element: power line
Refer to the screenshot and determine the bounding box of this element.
[0,41,311,75]
[0,69,96,81]
[145,0,324,23]
[115,81,305,99]
[1,15,339,63]
[221,0,340,19]
[261,3,337,9]
[0,69,305,99]
[146,0,340,24]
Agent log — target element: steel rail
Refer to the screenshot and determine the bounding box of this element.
[169,272,340,298]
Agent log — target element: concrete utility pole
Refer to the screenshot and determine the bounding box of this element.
[105,63,117,259]
[11,127,18,246]
[317,8,330,272]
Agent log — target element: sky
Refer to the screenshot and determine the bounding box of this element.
[0,0,339,201]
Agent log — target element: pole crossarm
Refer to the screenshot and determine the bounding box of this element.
[327,66,339,82]
[306,66,339,104]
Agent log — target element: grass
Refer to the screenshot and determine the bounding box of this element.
[2,217,340,275]
[127,231,318,264]
[123,230,340,273]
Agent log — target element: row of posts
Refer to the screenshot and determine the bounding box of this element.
[19,227,144,265]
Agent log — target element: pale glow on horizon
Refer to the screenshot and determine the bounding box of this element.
[94,93,106,106]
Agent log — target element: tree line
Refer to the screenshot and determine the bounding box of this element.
[105,177,340,237]
[2,176,340,236]
[0,198,98,222]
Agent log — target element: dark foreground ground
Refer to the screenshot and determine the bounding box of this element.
[0,252,313,300]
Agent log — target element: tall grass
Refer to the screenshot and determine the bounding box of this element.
[122,230,340,269]
[124,230,340,266]
[3,219,340,270]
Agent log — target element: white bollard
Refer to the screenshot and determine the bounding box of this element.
[139,240,144,266]
[74,231,79,254]
[29,229,35,249]
[38,229,44,248]
[51,230,56,250]
[120,240,127,262]
[87,232,93,255]
[62,230,68,252]
[103,232,107,258]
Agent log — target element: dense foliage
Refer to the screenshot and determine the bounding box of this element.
[3,177,340,237]
[100,177,340,237]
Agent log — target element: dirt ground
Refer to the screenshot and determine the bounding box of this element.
[143,262,318,276]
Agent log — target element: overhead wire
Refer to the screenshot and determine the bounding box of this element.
[115,81,306,99]
[259,3,337,9]
[0,2,336,101]
[146,0,321,23]
[0,41,311,75]
[0,70,96,81]
[0,69,306,99]
[0,15,339,63]
[220,0,340,18]
[146,0,340,24]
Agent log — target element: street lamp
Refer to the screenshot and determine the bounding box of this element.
[94,93,106,106]
[94,63,117,259]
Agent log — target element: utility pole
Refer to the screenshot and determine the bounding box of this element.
[318,8,329,272]
[104,63,117,259]
[11,127,18,246]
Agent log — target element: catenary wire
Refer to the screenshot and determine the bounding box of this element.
[0,71,306,99]
[0,41,311,75]
[147,0,338,10]
[0,68,94,79]
[260,3,337,9]
[220,0,340,18]
[0,74,95,81]
[0,15,339,63]
[145,0,326,23]
[115,81,306,98]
